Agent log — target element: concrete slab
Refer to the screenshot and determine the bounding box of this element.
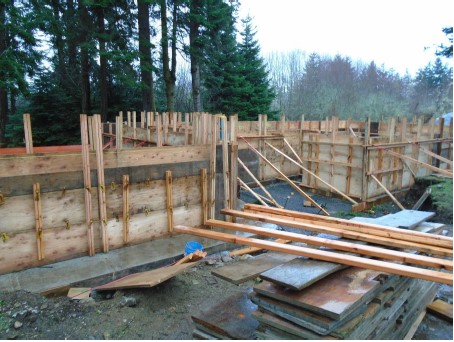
[0,234,231,293]
[350,210,435,229]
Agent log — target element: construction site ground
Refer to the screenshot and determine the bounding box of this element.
[0,181,452,340]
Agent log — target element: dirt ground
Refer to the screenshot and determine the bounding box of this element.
[0,181,452,340]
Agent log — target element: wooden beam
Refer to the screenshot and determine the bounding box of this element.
[115,115,123,150]
[238,177,269,207]
[370,174,405,210]
[201,168,208,224]
[385,149,453,177]
[93,114,109,253]
[222,208,452,256]
[243,203,453,249]
[412,188,432,210]
[209,115,217,219]
[427,299,453,321]
[238,158,281,208]
[23,113,33,154]
[32,183,44,260]
[417,145,453,167]
[80,114,95,257]
[122,175,129,243]
[229,239,291,257]
[280,139,358,205]
[174,225,453,285]
[206,219,453,271]
[221,116,230,212]
[240,137,329,215]
[165,170,174,233]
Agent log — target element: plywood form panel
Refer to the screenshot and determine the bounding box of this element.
[0,194,35,232]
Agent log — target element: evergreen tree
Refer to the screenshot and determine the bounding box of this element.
[237,15,274,120]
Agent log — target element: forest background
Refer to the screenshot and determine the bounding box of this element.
[0,0,452,147]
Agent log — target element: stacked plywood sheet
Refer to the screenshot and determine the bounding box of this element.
[251,266,439,340]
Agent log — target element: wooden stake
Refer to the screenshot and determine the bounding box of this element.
[229,115,239,214]
[80,114,95,256]
[156,113,162,147]
[115,116,123,150]
[93,114,109,253]
[165,170,174,233]
[32,183,44,260]
[370,174,405,210]
[201,168,208,224]
[23,113,33,154]
[221,116,230,213]
[241,137,329,215]
[123,175,129,243]
[209,115,217,219]
[174,225,453,285]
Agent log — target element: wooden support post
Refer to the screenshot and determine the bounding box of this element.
[230,115,239,214]
[156,113,162,147]
[201,168,208,224]
[417,145,453,167]
[241,137,330,215]
[80,114,95,256]
[23,113,33,153]
[238,177,269,207]
[88,116,95,151]
[371,174,405,210]
[221,116,230,216]
[209,115,218,219]
[173,112,177,132]
[132,111,137,147]
[238,158,282,208]
[165,170,174,233]
[122,175,129,243]
[361,117,371,202]
[115,115,123,150]
[184,112,189,145]
[32,183,44,260]
[93,114,109,253]
[436,118,445,168]
[140,111,145,129]
[127,111,131,126]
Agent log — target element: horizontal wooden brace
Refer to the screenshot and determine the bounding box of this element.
[243,203,453,249]
[174,225,453,285]
[206,219,452,271]
[222,208,452,256]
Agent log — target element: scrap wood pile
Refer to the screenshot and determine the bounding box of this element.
[174,203,453,340]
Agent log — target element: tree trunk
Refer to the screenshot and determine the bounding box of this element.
[138,0,155,112]
[97,6,108,122]
[51,0,66,86]
[66,0,77,86]
[79,4,91,114]
[189,0,202,112]
[160,0,175,113]
[0,2,8,145]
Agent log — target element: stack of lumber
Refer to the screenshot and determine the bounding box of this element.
[250,266,438,339]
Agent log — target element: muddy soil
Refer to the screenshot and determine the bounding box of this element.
[0,181,452,340]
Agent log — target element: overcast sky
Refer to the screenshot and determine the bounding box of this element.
[238,0,453,76]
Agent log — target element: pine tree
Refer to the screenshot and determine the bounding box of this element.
[237,15,274,120]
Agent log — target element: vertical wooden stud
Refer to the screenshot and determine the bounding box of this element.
[80,114,95,256]
[23,113,33,154]
[132,111,137,147]
[201,168,208,225]
[93,114,109,253]
[209,115,217,219]
[185,112,190,145]
[221,116,230,220]
[165,170,174,233]
[140,111,145,129]
[115,115,123,150]
[122,175,129,243]
[127,111,131,127]
[229,114,238,216]
[33,183,44,260]
[156,113,162,147]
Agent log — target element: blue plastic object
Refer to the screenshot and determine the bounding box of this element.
[185,241,203,256]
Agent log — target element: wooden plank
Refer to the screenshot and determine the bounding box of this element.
[122,174,129,243]
[23,113,33,154]
[80,114,95,257]
[221,116,230,213]
[412,188,431,210]
[403,310,426,340]
[115,115,123,150]
[260,257,347,290]
[207,218,453,271]
[242,203,452,249]
[93,114,108,252]
[209,115,217,219]
[427,299,453,321]
[238,177,269,207]
[241,137,329,215]
[95,262,196,290]
[370,174,405,210]
[211,252,295,284]
[255,268,383,320]
[32,183,44,260]
[191,291,258,340]
[417,145,453,166]
[229,239,291,257]
[200,168,208,224]
[165,170,174,233]
[174,225,453,284]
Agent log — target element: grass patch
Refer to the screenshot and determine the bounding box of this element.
[427,177,453,212]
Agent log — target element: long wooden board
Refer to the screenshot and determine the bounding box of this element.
[95,262,197,290]
[174,225,453,285]
[243,203,452,248]
[427,299,453,321]
[211,252,295,285]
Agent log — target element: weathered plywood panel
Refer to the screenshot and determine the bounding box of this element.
[0,194,35,232]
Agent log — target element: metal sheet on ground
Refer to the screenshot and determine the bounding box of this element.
[191,291,258,340]
[211,252,295,285]
[350,210,435,229]
[260,257,347,290]
[254,267,384,320]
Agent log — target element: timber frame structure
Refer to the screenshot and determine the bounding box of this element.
[0,111,452,276]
